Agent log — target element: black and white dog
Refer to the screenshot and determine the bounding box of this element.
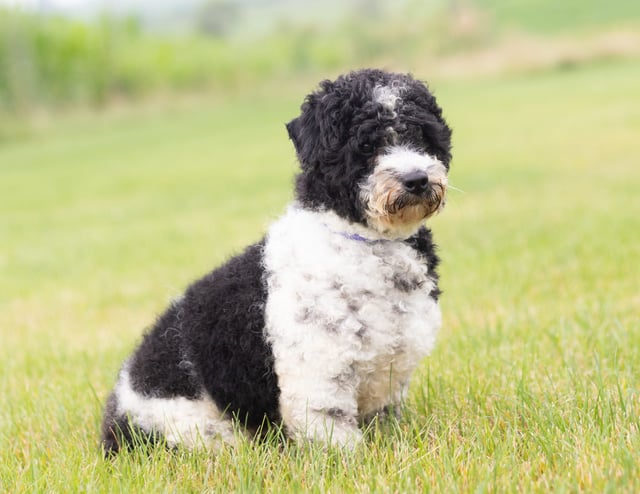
[101,69,452,454]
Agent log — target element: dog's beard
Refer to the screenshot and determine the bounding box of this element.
[361,168,447,238]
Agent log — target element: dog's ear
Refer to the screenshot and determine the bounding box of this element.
[286,117,302,155]
[287,79,350,168]
[286,97,322,168]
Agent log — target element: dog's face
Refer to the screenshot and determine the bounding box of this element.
[287,69,452,239]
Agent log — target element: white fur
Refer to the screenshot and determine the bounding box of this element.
[263,205,441,447]
[113,362,237,449]
[373,84,403,114]
[378,146,447,177]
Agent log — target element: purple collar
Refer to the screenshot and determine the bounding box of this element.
[339,231,372,242]
[332,229,390,244]
[322,222,391,243]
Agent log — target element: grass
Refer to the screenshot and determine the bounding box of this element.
[476,0,640,34]
[1,58,639,492]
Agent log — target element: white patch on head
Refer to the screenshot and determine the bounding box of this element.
[373,83,404,116]
[263,206,441,447]
[113,364,238,449]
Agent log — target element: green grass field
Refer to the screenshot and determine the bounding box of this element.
[1,59,639,492]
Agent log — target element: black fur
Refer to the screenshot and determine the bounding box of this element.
[180,241,280,428]
[101,242,280,454]
[405,226,442,301]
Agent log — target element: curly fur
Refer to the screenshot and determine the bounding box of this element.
[100,68,452,454]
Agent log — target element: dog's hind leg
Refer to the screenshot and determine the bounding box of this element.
[101,363,238,454]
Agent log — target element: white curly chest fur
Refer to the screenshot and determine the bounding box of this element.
[263,205,441,444]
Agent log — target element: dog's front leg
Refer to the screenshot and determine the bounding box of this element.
[275,359,362,448]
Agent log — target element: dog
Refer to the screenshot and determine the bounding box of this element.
[101,68,452,454]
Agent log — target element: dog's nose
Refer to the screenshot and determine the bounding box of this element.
[402,171,429,195]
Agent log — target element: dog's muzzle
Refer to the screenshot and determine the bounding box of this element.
[369,166,447,214]
[360,155,448,236]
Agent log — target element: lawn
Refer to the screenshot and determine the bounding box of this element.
[1,59,639,492]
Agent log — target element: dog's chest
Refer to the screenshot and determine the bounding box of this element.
[263,209,440,380]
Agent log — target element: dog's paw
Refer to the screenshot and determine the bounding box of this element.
[323,423,363,450]
[289,416,363,449]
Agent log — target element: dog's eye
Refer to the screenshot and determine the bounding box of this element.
[360,143,374,155]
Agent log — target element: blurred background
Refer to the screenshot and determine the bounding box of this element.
[1,0,639,135]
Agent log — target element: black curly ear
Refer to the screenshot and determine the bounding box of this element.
[286,117,302,155]
[288,75,357,169]
[286,97,322,168]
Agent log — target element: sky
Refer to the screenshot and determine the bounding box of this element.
[1,0,85,5]
[0,0,102,9]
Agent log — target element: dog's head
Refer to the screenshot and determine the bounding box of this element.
[287,69,452,239]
